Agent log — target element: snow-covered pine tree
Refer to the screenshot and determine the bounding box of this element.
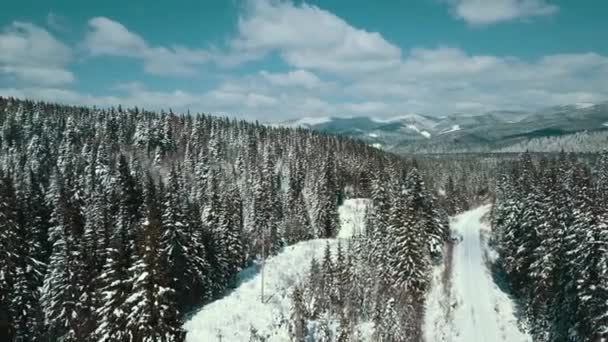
[315,151,339,238]
[388,178,430,300]
[41,162,91,341]
[253,145,283,256]
[509,154,542,296]
[405,166,446,257]
[22,169,52,272]
[284,157,312,244]
[333,241,348,309]
[375,298,404,342]
[161,166,211,312]
[366,170,390,274]
[320,242,334,313]
[564,163,603,339]
[1,171,43,341]
[126,175,185,342]
[304,257,322,320]
[220,183,245,286]
[288,285,307,341]
[201,169,231,295]
[94,158,142,342]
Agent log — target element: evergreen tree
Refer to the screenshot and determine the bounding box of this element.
[387,181,430,300]
[1,172,44,341]
[288,285,307,341]
[126,175,185,342]
[41,163,90,341]
[284,158,312,244]
[316,152,339,238]
[220,184,245,285]
[161,166,211,312]
[254,146,283,256]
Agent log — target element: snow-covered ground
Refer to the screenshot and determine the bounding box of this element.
[183,198,370,341]
[440,124,461,135]
[424,205,531,342]
[337,198,369,238]
[405,124,432,138]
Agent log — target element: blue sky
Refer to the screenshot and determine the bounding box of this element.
[1,0,607,119]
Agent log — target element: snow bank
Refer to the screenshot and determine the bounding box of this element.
[404,124,432,138]
[184,198,370,341]
[184,239,330,341]
[440,124,461,134]
[337,198,370,239]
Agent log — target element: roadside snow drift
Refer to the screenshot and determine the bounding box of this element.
[424,205,531,342]
[183,198,370,341]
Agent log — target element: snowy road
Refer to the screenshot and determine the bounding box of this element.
[424,205,531,342]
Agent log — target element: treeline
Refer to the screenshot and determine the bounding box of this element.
[288,165,448,341]
[417,155,498,215]
[492,151,608,341]
[497,130,608,153]
[0,97,399,342]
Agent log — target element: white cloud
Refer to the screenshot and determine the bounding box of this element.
[343,101,389,114]
[341,47,608,115]
[85,17,210,76]
[0,22,74,86]
[401,47,503,77]
[260,69,321,89]
[4,46,608,121]
[446,0,558,25]
[229,0,401,74]
[2,1,607,122]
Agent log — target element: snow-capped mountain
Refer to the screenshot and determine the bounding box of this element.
[276,102,608,153]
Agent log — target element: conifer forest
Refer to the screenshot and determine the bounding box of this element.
[0,96,606,342]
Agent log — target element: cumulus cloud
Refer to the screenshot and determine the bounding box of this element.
[446,0,558,25]
[2,0,607,121]
[84,17,210,76]
[4,45,608,120]
[229,0,401,74]
[343,101,389,115]
[0,22,74,86]
[385,48,608,113]
[260,69,322,89]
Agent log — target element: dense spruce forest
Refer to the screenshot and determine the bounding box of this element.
[492,151,608,341]
[0,97,448,341]
[3,95,608,342]
[290,166,448,341]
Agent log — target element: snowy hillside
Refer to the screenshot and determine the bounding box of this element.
[274,102,608,153]
[183,199,370,341]
[424,205,531,342]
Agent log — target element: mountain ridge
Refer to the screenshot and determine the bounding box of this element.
[274,102,608,153]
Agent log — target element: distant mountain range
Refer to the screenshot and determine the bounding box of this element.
[275,102,608,153]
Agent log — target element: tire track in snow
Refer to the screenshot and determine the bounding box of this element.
[424,205,531,342]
